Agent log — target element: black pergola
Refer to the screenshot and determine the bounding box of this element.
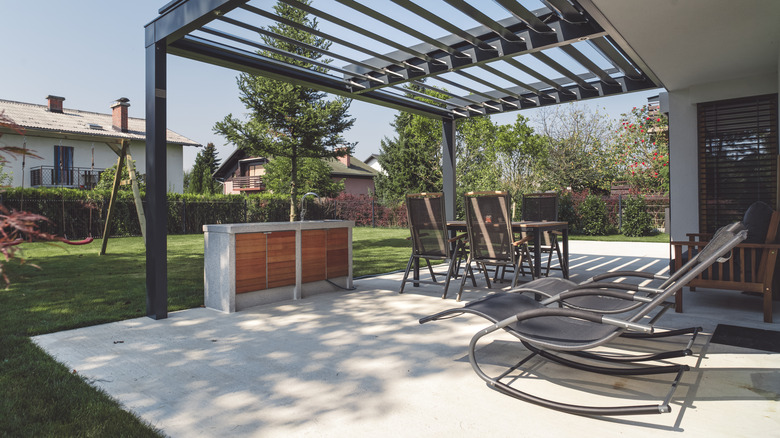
[144,0,659,319]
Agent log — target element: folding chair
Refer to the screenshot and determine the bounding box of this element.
[455,191,533,302]
[522,192,566,277]
[399,193,472,298]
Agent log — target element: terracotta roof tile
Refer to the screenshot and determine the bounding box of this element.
[0,99,200,146]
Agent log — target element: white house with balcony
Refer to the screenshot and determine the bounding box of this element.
[0,95,200,193]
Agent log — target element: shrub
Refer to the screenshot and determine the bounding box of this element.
[558,191,579,232]
[621,195,654,237]
[578,194,612,235]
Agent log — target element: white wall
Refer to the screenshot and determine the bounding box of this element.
[0,134,188,193]
[667,72,779,240]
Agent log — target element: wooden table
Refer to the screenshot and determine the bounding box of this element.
[447,220,569,279]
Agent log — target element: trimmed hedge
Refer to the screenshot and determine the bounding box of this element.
[0,189,406,238]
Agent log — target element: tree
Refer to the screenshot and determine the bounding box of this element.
[187,142,221,195]
[264,156,343,198]
[95,159,145,192]
[374,85,446,203]
[493,114,545,196]
[214,1,355,220]
[0,110,58,284]
[610,105,669,193]
[535,104,617,193]
[456,116,502,194]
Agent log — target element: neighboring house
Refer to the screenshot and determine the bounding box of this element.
[327,153,378,195]
[0,95,200,193]
[212,149,268,194]
[364,153,384,175]
[213,149,378,196]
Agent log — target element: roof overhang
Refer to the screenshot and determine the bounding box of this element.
[580,0,780,92]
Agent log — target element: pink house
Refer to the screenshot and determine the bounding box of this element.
[213,149,378,196]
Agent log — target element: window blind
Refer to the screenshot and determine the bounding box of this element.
[698,94,778,233]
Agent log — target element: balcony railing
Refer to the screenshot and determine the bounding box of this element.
[30,166,104,189]
[229,175,264,191]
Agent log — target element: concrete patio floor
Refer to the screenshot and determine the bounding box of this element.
[33,242,780,437]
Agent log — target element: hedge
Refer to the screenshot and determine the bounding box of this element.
[0,188,406,239]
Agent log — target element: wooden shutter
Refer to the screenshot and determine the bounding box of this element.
[698,94,778,233]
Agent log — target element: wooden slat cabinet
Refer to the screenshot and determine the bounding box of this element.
[233,227,349,294]
[235,232,267,294]
[205,221,352,313]
[302,229,327,283]
[327,227,349,278]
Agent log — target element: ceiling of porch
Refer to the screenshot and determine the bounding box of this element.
[584,0,780,92]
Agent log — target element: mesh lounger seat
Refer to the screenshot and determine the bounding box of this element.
[420,222,748,416]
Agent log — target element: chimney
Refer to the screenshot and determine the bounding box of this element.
[46,95,65,113]
[337,147,350,167]
[111,97,130,132]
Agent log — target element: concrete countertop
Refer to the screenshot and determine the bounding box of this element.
[203,220,354,234]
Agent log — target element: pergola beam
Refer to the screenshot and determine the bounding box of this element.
[168,36,457,119]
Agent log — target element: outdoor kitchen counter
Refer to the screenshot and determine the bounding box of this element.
[203,220,353,313]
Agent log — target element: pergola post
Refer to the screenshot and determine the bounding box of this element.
[145,40,168,320]
[441,118,456,221]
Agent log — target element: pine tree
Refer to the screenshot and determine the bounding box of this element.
[188,142,221,194]
[214,1,355,220]
[374,85,444,203]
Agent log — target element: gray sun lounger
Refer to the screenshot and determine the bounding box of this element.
[420,222,748,416]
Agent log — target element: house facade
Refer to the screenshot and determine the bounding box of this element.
[0,95,200,193]
[214,149,378,196]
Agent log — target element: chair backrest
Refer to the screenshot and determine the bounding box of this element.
[464,191,515,263]
[741,201,776,244]
[405,193,449,258]
[522,192,558,221]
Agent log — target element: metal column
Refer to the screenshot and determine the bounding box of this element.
[145,40,168,320]
[441,118,456,221]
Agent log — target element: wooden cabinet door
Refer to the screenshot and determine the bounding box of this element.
[327,228,349,278]
[302,229,327,283]
[235,233,267,293]
[267,231,296,288]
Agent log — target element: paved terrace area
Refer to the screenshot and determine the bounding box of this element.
[34,242,780,437]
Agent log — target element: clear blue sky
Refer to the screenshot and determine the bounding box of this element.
[1,0,660,170]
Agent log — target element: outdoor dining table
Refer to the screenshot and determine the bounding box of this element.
[446,220,569,280]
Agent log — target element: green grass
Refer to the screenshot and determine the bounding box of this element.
[0,227,664,435]
[352,227,411,276]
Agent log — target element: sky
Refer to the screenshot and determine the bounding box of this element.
[0,0,661,171]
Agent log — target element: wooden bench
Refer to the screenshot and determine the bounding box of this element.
[671,206,779,323]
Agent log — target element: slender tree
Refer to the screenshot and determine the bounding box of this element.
[188,142,221,195]
[214,1,355,220]
[534,103,616,193]
[374,85,445,203]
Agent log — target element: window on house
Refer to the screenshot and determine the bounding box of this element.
[248,163,264,176]
[54,145,74,185]
[697,94,778,233]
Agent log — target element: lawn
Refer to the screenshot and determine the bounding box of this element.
[0,227,665,435]
[0,228,413,436]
